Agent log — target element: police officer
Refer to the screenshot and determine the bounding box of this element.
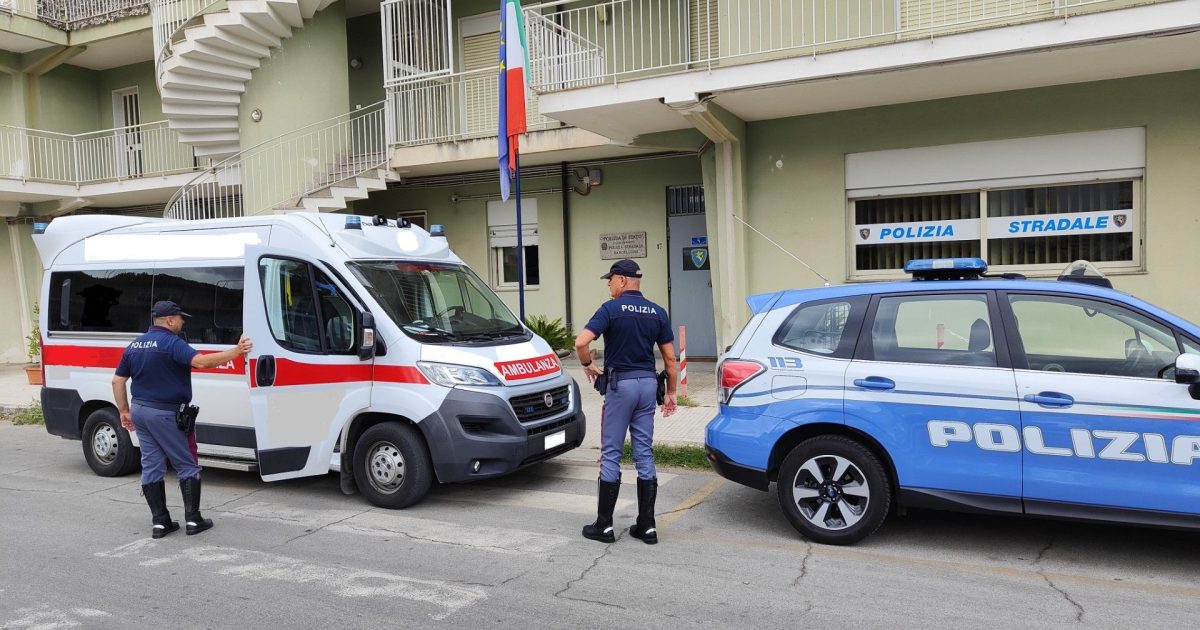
[111,301,252,538]
[575,259,678,544]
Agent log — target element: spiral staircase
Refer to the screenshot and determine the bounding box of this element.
[153,0,339,158]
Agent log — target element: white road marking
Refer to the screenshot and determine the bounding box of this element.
[2,606,110,629]
[95,543,484,620]
[225,502,572,555]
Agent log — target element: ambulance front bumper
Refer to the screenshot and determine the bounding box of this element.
[418,376,586,484]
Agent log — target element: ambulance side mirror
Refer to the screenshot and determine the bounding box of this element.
[1175,353,1200,385]
[358,312,377,361]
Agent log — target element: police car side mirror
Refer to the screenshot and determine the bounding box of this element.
[358,312,377,361]
[1175,353,1200,385]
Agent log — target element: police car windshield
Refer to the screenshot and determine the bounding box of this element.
[348,261,525,343]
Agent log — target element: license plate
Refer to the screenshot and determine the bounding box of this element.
[544,430,566,450]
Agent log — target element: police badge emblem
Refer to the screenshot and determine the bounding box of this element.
[859,228,871,240]
[1114,214,1127,228]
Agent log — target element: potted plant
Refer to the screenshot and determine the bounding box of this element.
[524,315,575,358]
[25,304,42,386]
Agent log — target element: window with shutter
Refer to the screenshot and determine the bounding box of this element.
[689,0,718,64]
[462,31,499,137]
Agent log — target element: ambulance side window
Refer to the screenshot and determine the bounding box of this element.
[47,268,153,334]
[1184,338,1200,357]
[259,258,356,355]
[152,267,243,345]
[315,269,355,354]
[259,258,323,353]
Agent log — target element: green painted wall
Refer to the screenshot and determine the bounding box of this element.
[347,13,383,110]
[0,223,43,364]
[35,63,99,132]
[351,154,702,349]
[743,70,1200,322]
[239,1,350,214]
[96,61,160,128]
[240,1,350,149]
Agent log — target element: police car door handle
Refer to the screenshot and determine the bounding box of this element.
[853,376,895,391]
[1024,392,1074,408]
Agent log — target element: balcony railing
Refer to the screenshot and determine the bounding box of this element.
[166,101,387,219]
[0,121,197,185]
[386,68,561,146]
[0,0,151,30]
[526,0,1144,91]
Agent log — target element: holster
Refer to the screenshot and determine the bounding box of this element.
[593,368,611,397]
[656,370,668,406]
[176,403,199,434]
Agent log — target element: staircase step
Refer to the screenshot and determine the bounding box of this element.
[314,0,338,11]
[227,1,294,39]
[160,87,242,106]
[161,102,240,119]
[186,24,272,58]
[163,56,254,82]
[168,118,240,132]
[160,70,247,94]
[173,39,262,70]
[302,196,349,212]
[204,12,284,48]
[264,0,304,28]
[329,186,368,201]
[297,0,322,18]
[176,130,242,145]
[193,143,241,158]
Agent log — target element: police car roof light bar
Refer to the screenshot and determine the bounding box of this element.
[904,257,989,281]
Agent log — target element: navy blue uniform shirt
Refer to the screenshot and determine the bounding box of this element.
[584,290,673,373]
[115,326,199,405]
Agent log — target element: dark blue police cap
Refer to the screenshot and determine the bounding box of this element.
[601,259,642,279]
[151,300,191,318]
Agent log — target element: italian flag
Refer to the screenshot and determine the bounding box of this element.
[498,0,528,201]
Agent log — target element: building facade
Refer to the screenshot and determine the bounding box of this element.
[1,0,1197,363]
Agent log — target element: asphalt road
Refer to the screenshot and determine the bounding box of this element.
[2,422,1198,629]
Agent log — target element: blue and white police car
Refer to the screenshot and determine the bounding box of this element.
[705,258,1200,545]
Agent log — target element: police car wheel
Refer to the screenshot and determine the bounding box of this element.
[353,423,432,509]
[81,408,139,477]
[776,436,890,545]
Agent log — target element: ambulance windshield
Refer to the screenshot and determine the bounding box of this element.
[348,261,528,343]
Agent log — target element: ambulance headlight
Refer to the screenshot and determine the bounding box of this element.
[417,362,502,387]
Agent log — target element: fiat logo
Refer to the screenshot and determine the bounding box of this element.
[543,392,555,408]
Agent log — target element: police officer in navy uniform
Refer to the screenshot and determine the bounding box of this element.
[111,301,252,538]
[575,259,678,544]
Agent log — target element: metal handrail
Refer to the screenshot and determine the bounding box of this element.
[164,101,389,220]
[152,0,224,71]
[385,68,561,147]
[524,0,1152,91]
[0,120,197,185]
[0,0,151,29]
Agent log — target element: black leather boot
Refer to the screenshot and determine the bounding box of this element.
[179,476,213,535]
[629,477,658,545]
[582,478,621,543]
[143,481,179,539]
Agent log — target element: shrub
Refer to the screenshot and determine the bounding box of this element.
[524,315,574,353]
[11,401,44,426]
[26,303,40,364]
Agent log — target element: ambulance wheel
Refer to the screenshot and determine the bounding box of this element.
[353,422,432,509]
[777,436,891,545]
[82,408,139,477]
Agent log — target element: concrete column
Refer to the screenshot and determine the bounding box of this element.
[675,101,749,352]
[7,221,32,350]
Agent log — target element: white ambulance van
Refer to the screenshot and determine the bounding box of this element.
[34,213,584,508]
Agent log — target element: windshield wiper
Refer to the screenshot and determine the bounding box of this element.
[403,322,459,338]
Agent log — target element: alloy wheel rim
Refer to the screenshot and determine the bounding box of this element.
[792,454,870,531]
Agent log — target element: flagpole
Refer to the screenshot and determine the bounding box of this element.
[515,150,526,321]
